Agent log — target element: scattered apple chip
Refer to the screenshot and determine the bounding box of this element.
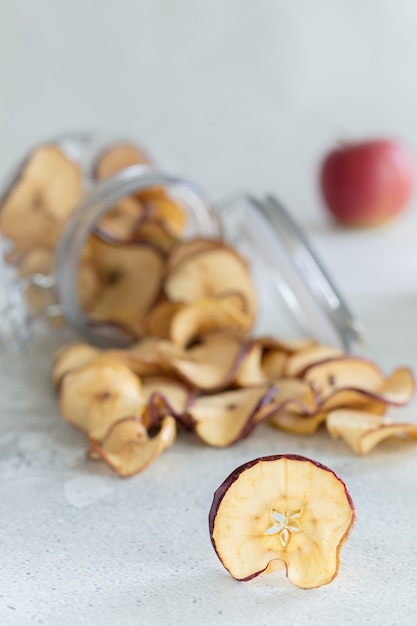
[234,342,266,387]
[303,357,386,403]
[157,334,246,392]
[94,142,149,180]
[188,386,275,447]
[256,379,319,422]
[164,245,257,320]
[209,454,355,588]
[0,145,82,249]
[60,361,144,441]
[326,409,417,455]
[88,415,176,477]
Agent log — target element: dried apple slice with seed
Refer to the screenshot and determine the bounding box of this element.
[326,409,417,455]
[303,357,386,403]
[187,386,275,447]
[164,245,257,320]
[88,415,176,477]
[209,454,355,589]
[156,334,246,392]
[60,361,144,441]
[0,145,82,248]
[87,237,164,335]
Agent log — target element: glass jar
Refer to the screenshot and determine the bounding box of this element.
[0,133,362,352]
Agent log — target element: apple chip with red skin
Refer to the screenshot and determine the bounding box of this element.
[156,333,246,392]
[209,454,355,589]
[88,415,176,477]
[141,377,195,429]
[326,409,417,455]
[52,342,101,387]
[187,386,275,447]
[0,145,82,249]
[302,358,415,409]
[60,361,144,442]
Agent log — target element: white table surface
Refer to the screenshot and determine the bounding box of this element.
[2,2,417,625]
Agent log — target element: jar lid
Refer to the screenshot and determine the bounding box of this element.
[216,194,363,352]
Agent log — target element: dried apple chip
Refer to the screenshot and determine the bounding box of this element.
[156,334,246,392]
[255,379,320,423]
[326,409,417,455]
[87,237,164,335]
[209,455,355,588]
[303,357,385,403]
[94,142,149,180]
[52,342,101,387]
[95,197,145,242]
[187,386,275,447]
[285,345,344,378]
[60,361,144,441]
[146,197,187,237]
[144,301,185,340]
[88,415,176,477]
[142,377,194,428]
[0,145,82,248]
[166,238,224,273]
[170,295,252,348]
[267,410,328,435]
[164,245,257,320]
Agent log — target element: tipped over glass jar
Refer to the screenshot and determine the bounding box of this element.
[0,132,362,352]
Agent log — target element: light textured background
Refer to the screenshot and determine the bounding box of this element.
[1,2,417,625]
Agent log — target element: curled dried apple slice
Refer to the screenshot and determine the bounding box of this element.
[144,301,184,340]
[303,357,385,403]
[60,361,144,441]
[326,409,417,455]
[164,245,257,320]
[285,345,344,377]
[234,343,266,387]
[166,238,224,273]
[88,415,176,477]
[142,377,194,428]
[187,386,275,447]
[267,410,328,435]
[87,237,164,335]
[156,334,246,392]
[52,342,101,387]
[255,379,320,423]
[94,142,149,180]
[170,295,252,348]
[0,145,82,248]
[209,454,355,589]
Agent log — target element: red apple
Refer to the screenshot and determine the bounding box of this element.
[320,139,414,226]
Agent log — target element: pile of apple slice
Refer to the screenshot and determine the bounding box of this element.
[52,317,417,476]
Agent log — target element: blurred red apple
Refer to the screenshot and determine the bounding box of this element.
[320,139,414,226]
